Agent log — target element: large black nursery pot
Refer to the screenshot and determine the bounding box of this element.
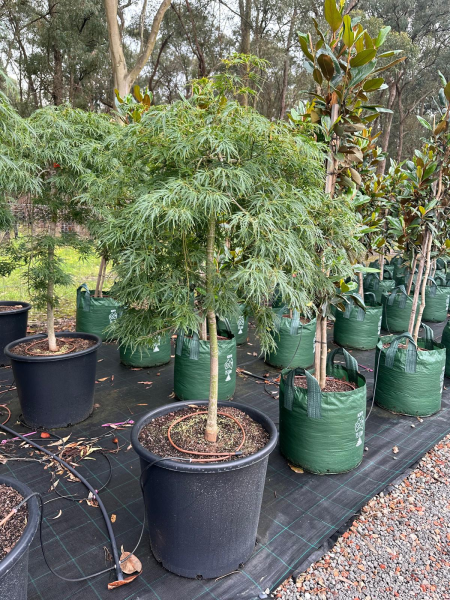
[4,332,102,429]
[131,400,278,579]
[0,476,40,600]
[0,302,31,367]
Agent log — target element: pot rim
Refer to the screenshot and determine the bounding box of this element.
[131,400,278,474]
[0,476,40,579]
[0,301,31,316]
[4,331,102,363]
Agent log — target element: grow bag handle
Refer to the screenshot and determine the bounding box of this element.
[364,292,377,306]
[175,331,199,359]
[383,268,393,281]
[384,333,417,373]
[419,322,435,350]
[364,272,380,291]
[77,283,91,311]
[283,368,322,419]
[426,277,438,297]
[387,285,408,308]
[327,347,358,384]
[434,273,447,286]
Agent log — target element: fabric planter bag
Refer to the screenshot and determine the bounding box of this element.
[421,278,450,323]
[265,310,316,370]
[76,284,122,341]
[272,285,284,309]
[174,332,236,400]
[393,263,408,287]
[363,273,395,303]
[279,348,367,474]
[374,328,445,417]
[217,306,249,345]
[333,293,382,350]
[441,320,450,377]
[381,286,419,333]
[119,335,171,368]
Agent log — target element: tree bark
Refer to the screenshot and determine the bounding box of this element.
[48,1,63,105]
[358,271,364,297]
[238,0,251,106]
[104,0,172,97]
[95,256,106,297]
[408,232,429,335]
[205,215,218,443]
[396,84,404,162]
[314,313,322,379]
[406,254,418,296]
[377,79,398,175]
[47,219,58,352]
[379,251,385,281]
[279,8,297,120]
[413,232,432,343]
[319,314,327,389]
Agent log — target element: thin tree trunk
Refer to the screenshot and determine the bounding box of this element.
[95,257,106,297]
[319,315,328,389]
[47,219,58,352]
[408,232,429,334]
[397,86,404,162]
[49,1,63,105]
[314,313,322,378]
[279,8,297,120]
[379,251,385,281]
[201,317,208,341]
[205,215,218,443]
[413,232,432,343]
[358,271,364,296]
[239,0,251,106]
[406,254,418,296]
[377,80,397,175]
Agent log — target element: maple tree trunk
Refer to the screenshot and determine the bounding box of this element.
[95,257,106,298]
[319,315,327,389]
[314,313,322,380]
[205,215,218,443]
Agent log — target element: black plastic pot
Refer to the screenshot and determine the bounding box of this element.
[131,400,278,579]
[0,302,31,367]
[4,332,102,429]
[0,476,40,600]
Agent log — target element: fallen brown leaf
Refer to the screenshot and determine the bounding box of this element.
[98,377,109,382]
[107,573,141,589]
[111,514,117,523]
[137,381,153,385]
[392,446,399,454]
[120,549,142,574]
[288,464,304,473]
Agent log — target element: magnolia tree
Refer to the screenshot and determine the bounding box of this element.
[289,0,404,388]
[7,106,116,351]
[93,58,339,443]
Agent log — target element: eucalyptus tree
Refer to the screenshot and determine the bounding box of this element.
[94,58,330,443]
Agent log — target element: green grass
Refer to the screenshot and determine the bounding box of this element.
[0,246,114,325]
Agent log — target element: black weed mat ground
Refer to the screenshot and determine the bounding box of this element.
[1,322,450,600]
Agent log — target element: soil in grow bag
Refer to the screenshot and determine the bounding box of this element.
[174,332,236,400]
[131,400,278,579]
[363,273,395,303]
[265,310,316,369]
[441,320,450,377]
[0,485,27,561]
[381,286,420,333]
[76,284,122,341]
[333,293,382,350]
[374,328,445,417]
[119,335,171,368]
[217,306,249,345]
[279,347,367,474]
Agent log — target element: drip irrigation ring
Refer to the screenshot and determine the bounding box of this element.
[167,411,246,462]
[24,338,76,356]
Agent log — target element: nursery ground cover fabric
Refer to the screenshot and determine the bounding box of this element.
[1,322,450,600]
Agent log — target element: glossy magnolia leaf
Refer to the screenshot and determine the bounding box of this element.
[444,82,450,102]
[323,0,342,33]
[438,70,447,86]
[342,15,354,47]
[317,54,335,81]
[298,34,314,62]
[417,116,432,131]
[374,26,391,48]
[373,56,406,74]
[313,68,323,85]
[434,120,448,135]
[349,167,361,185]
[133,85,143,102]
[363,31,374,50]
[350,62,376,87]
[363,78,384,92]
[418,206,426,216]
[377,50,402,59]
[114,89,124,104]
[350,49,377,68]
[439,88,447,108]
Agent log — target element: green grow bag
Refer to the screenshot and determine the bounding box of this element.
[393,263,408,287]
[421,278,450,323]
[119,335,171,368]
[333,292,382,350]
[174,332,237,401]
[363,273,395,303]
[272,285,284,309]
[76,284,122,341]
[279,348,367,474]
[374,328,445,417]
[265,310,316,369]
[381,286,420,333]
[440,320,450,377]
[217,306,249,345]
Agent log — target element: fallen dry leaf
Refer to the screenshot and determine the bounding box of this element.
[107,573,141,589]
[51,509,62,519]
[288,464,304,473]
[111,514,117,523]
[169,392,176,399]
[131,368,142,371]
[136,404,148,406]
[97,359,104,362]
[137,381,153,385]
[98,377,109,382]
[120,549,143,574]
[392,446,399,454]
[50,479,59,491]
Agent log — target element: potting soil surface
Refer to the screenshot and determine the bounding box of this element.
[1,322,450,600]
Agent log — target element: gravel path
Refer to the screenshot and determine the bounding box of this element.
[273,433,450,600]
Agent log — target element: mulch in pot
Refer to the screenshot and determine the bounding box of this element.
[139,406,269,462]
[10,337,96,357]
[0,305,24,313]
[0,484,28,561]
[294,375,357,392]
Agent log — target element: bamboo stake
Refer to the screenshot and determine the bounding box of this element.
[95,257,105,298]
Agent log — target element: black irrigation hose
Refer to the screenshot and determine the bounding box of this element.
[0,423,124,584]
